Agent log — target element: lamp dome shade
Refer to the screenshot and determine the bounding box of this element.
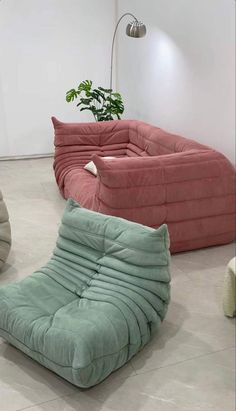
[126,20,146,38]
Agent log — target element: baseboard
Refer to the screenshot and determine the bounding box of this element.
[0,153,53,161]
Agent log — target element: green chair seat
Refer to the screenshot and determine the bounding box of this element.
[0,200,171,388]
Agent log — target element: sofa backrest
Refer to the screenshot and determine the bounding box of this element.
[52,117,212,195]
[52,117,130,192]
[52,117,209,162]
[52,117,130,164]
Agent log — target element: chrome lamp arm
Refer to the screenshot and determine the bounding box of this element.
[109,13,146,90]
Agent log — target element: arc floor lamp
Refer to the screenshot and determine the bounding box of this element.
[109,13,147,90]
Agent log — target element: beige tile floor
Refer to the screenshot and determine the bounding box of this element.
[0,158,235,411]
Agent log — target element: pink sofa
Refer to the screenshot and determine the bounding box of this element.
[52,117,236,253]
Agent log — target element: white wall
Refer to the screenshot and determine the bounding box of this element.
[116,0,235,164]
[0,0,116,157]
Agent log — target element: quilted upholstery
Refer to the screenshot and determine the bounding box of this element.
[0,200,171,388]
[223,257,236,317]
[52,118,236,252]
[0,190,11,269]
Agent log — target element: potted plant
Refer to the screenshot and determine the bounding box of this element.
[66,80,124,122]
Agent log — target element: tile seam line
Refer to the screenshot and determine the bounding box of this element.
[130,344,236,377]
[15,389,105,411]
[15,345,235,411]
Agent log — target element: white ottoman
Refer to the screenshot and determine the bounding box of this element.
[0,190,11,269]
[223,257,236,317]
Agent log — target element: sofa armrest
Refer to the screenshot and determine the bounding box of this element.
[93,150,235,210]
[93,149,222,186]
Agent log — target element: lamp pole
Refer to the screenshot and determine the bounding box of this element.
[109,13,138,91]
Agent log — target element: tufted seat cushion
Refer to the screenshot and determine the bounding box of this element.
[0,190,11,269]
[0,200,171,388]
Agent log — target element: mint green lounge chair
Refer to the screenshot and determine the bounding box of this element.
[0,200,171,388]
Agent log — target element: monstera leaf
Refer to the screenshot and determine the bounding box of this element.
[66,80,124,122]
[66,89,79,102]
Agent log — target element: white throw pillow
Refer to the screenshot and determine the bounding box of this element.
[84,160,97,176]
[84,157,115,176]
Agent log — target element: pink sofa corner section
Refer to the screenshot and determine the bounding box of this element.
[52,117,236,253]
